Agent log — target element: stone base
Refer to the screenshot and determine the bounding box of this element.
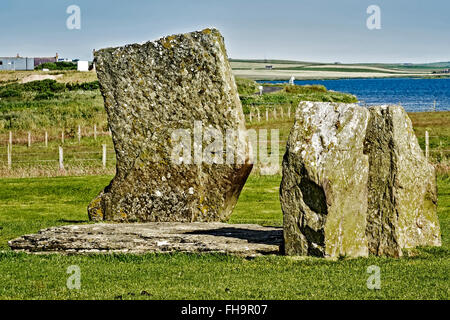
[8,223,282,257]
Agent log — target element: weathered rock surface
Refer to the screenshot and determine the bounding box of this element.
[281,102,370,258]
[89,29,252,222]
[8,223,282,257]
[280,102,441,258]
[364,106,441,256]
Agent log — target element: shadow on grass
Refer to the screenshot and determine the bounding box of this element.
[185,227,282,246]
[57,219,89,224]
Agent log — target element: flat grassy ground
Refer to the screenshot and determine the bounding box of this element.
[0,174,448,300]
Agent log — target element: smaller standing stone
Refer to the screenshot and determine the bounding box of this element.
[281,102,370,258]
[280,102,441,258]
[364,106,441,257]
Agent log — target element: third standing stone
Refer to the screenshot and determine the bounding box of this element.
[280,101,441,258]
[89,29,252,222]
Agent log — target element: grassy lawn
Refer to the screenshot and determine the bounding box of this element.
[0,174,448,300]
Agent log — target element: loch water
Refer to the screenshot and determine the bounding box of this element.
[259,78,450,112]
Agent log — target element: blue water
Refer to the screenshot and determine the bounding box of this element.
[259,78,450,112]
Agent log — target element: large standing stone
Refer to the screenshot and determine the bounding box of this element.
[89,29,252,222]
[280,102,441,258]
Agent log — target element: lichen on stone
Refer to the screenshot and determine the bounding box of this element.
[280,102,441,258]
[88,29,253,223]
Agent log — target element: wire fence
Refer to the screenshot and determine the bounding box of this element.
[245,105,293,122]
[0,144,115,168]
[0,113,448,178]
[0,125,115,177]
[0,124,112,147]
[354,100,447,113]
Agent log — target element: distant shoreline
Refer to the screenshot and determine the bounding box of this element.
[253,75,450,82]
[230,59,450,81]
[255,77,450,113]
[234,73,450,82]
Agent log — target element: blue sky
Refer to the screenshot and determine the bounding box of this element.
[1,0,449,63]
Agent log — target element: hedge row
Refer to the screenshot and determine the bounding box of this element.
[0,80,100,100]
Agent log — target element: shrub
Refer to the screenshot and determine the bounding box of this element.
[66,81,100,91]
[240,94,293,106]
[0,90,106,131]
[2,79,101,94]
[235,78,259,96]
[284,84,327,94]
[22,79,66,93]
[35,62,77,71]
[0,89,21,98]
[0,79,18,86]
[34,91,55,100]
[240,84,357,109]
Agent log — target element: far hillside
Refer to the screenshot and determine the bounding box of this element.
[230,59,450,80]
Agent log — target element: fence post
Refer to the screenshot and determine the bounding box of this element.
[7,143,11,170]
[44,131,48,148]
[249,111,253,123]
[288,106,291,119]
[273,108,277,120]
[425,131,429,160]
[102,144,107,168]
[94,124,97,141]
[59,146,64,171]
[280,107,284,119]
[266,109,269,122]
[77,125,81,144]
[61,129,65,145]
[257,109,261,122]
[9,131,12,146]
[27,132,31,148]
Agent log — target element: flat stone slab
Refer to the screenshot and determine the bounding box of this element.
[8,223,282,257]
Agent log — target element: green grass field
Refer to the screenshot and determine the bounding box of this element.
[0,175,448,300]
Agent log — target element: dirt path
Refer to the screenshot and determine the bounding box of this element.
[20,74,63,83]
[254,86,283,95]
[262,86,283,94]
